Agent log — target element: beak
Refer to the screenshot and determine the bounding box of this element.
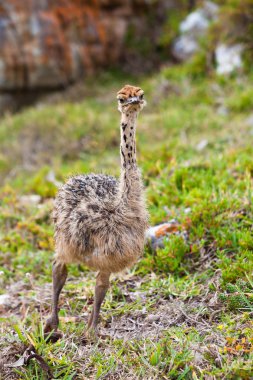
[125,96,140,105]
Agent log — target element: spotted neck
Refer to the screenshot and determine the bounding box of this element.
[118,110,144,206]
[120,111,137,170]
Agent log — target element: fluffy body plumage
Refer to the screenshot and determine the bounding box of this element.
[53,171,148,273]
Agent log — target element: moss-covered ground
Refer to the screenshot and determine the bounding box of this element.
[0,66,253,379]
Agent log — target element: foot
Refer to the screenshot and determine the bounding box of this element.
[81,326,98,344]
[44,316,58,333]
[44,316,62,343]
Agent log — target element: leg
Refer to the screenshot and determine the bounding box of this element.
[86,271,110,334]
[44,261,68,333]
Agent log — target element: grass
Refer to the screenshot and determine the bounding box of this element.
[0,66,253,379]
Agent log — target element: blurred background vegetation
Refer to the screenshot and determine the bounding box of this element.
[0,0,253,379]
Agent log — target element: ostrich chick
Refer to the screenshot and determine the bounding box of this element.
[45,85,149,337]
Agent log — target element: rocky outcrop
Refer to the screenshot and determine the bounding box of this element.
[172,1,218,61]
[0,0,177,92]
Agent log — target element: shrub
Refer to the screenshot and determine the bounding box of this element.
[219,278,253,312]
[142,235,189,274]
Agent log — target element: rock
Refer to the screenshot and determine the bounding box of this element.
[0,0,179,97]
[180,10,210,34]
[180,0,218,34]
[0,294,9,306]
[215,44,243,75]
[173,35,199,61]
[19,194,41,206]
[145,220,179,240]
[196,139,208,151]
[172,1,218,61]
[145,221,179,251]
[146,314,160,323]
[145,219,188,252]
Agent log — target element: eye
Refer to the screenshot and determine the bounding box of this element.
[139,94,144,100]
[119,98,124,103]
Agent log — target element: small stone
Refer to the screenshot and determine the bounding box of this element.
[215,44,243,75]
[146,314,160,323]
[145,219,188,251]
[196,139,208,151]
[0,294,9,306]
[217,105,229,116]
[20,194,41,205]
[208,295,218,306]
